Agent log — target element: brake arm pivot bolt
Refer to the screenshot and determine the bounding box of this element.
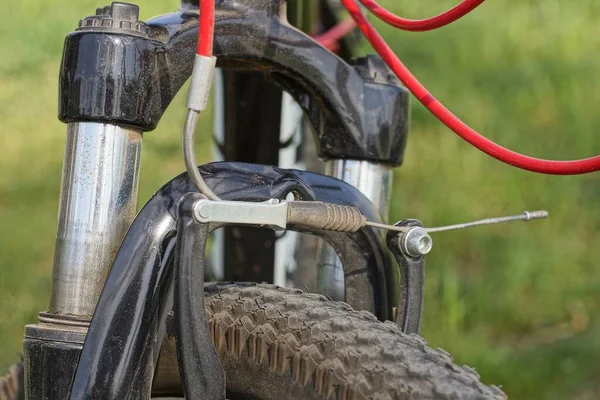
[401,227,433,257]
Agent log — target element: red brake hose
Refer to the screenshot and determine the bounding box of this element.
[199,0,356,54]
[197,0,215,56]
[358,0,485,32]
[340,0,600,175]
[314,18,357,51]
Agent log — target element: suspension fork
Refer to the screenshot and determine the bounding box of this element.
[24,0,409,396]
[28,0,409,311]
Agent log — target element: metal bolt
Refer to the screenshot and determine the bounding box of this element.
[193,201,212,222]
[401,227,433,257]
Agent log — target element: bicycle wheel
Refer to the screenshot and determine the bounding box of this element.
[4,282,506,399]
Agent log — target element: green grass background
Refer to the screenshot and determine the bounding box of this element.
[2,1,600,398]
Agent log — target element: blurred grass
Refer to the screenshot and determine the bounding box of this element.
[1,0,600,398]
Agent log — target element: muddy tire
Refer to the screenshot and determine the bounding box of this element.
[206,283,506,399]
[0,362,23,400]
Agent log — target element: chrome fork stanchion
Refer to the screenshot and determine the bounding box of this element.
[317,159,392,300]
[49,122,143,316]
[24,122,143,400]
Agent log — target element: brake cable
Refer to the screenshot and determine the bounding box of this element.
[183,0,220,200]
[366,210,548,233]
[193,198,548,258]
[340,0,600,175]
[184,1,356,198]
[357,0,485,32]
[188,0,600,194]
[314,18,357,51]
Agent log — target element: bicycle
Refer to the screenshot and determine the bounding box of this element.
[1,0,568,399]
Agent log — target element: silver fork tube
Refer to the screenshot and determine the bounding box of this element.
[49,123,143,316]
[317,160,392,300]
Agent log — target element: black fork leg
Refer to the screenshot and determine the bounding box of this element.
[174,193,226,400]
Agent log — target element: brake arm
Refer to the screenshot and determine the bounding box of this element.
[174,193,226,400]
[386,219,426,335]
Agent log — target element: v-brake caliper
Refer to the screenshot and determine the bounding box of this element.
[187,198,548,336]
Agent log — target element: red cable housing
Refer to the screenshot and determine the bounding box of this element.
[314,18,357,51]
[197,0,215,56]
[358,0,485,32]
[197,1,354,54]
[340,0,600,175]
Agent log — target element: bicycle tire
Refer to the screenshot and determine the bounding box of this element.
[205,282,505,399]
[0,361,23,400]
[3,282,506,399]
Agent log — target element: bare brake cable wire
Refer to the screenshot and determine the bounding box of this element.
[365,210,549,233]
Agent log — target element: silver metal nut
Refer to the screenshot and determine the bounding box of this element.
[401,227,433,257]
